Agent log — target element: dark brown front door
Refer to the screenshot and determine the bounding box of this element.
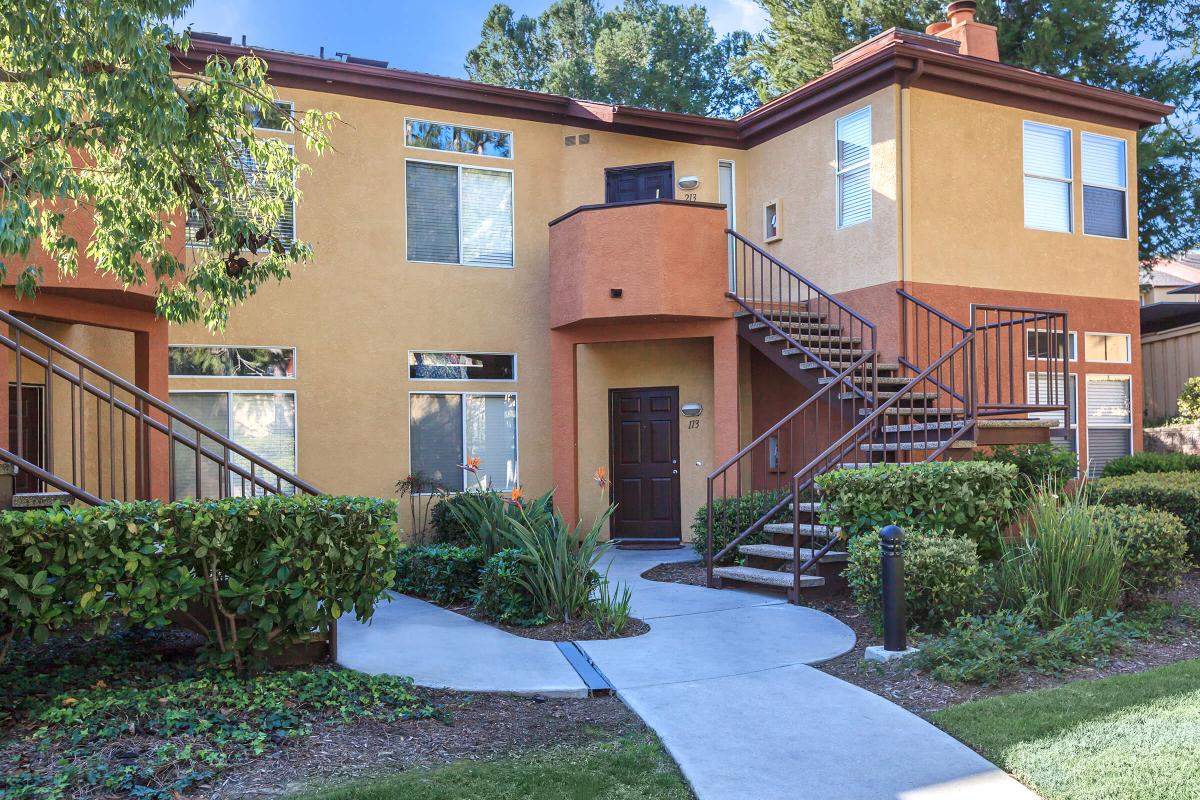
[8,384,44,493]
[604,162,674,204]
[609,387,681,540]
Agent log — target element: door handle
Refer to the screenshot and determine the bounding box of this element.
[672,469,679,475]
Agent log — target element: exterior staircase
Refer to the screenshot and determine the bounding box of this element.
[706,232,1070,601]
[0,308,317,508]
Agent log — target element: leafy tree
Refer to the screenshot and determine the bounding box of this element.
[466,0,757,117]
[0,1,336,330]
[745,0,1200,263]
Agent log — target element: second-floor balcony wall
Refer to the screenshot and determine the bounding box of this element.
[548,200,733,329]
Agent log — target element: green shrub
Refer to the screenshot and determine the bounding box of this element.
[429,493,472,546]
[845,530,983,632]
[590,575,634,637]
[996,484,1123,627]
[1092,504,1192,599]
[502,505,614,623]
[0,496,400,672]
[1094,472,1200,556]
[474,548,544,626]
[394,543,484,605]
[1100,451,1200,478]
[975,443,1078,490]
[917,609,1132,685]
[817,461,1019,559]
[1178,376,1200,421]
[691,489,792,561]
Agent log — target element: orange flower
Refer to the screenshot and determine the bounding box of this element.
[459,456,481,473]
[594,467,608,491]
[509,485,524,505]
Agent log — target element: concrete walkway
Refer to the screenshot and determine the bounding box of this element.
[339,548,1038,800]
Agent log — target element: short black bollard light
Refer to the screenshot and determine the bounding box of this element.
[864,524,919,663]
[879,524,906,652]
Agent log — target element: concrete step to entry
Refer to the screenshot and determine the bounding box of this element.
[738,543,849,563]
[863,440,975,452]
[764,522,840,540]
[12,491,72,509]
[712,564,825,590]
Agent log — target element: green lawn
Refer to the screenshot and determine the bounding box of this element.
[287,731,693,800]
[932,658,1200,800]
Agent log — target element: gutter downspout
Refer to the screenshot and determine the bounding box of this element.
[898,57,924,293]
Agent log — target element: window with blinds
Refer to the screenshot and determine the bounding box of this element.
[169,391,297,498]
[1085,375,1132,477]
[836,107,871,228]
[1028,372,1079,470]
[409,393,517,493]
[1023,122,1072,233]
[186,145,296,247]
[405,161,514,267]
[1081,132,1127,238]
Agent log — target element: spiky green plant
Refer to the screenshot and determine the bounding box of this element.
[997,482,1124,627]
[590,572,634,637]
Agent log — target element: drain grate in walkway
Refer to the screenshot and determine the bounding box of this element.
[555,642,614,696]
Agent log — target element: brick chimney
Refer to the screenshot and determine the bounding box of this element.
[926,1,999,61]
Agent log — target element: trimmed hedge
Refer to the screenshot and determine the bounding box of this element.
[429,494,472,546]
[1094,472,1200,556]
[845,530,983,632]
[690,489,791,561]
[1093,504,1193,598]
[1100,451,1200,478]
[816,461,1019,559]
[0,496,400,671]
[394,543,483,605]
[974,443,1078,490]
[475,548,544,626]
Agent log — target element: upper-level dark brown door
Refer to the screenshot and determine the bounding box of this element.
[604,163,674,204]
[8,384,44,493]
[609,387,681,540]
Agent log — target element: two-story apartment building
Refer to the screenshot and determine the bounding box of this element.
[0,4,1170,583]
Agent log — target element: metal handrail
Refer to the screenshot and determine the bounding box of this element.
[0,308,319,502]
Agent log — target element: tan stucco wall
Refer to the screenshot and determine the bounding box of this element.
[738,86,900,294]
[906,88,1140,301]
[575,338,715,541]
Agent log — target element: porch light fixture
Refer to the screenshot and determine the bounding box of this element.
[681,403,703,417]
[677,176,700,190]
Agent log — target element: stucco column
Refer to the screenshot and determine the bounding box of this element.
[550,329,579,524]
[711,319,740,482]
[134,320,170,500]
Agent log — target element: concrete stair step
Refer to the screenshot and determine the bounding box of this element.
[839,390,940,401]
[748,321,844,335]
[738,543,849,563]
[795,360,901,373]
[763,333,863,346]
[790,501,823,513]
[881,420,968,434]
[735,309,826,323]
[862,407,966,416]
[819,374,912,386]
[861,440,976,452]
[712,564,825,590]
[781,346,865,357]
[12,491,72,509]
[764,522,840,539]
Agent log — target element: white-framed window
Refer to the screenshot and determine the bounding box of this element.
[168,390,298,497]
[1028,372,1079,471]
[1081,132,1128,239]
[836,106,871,228]
[409,392,517,492]
[408,351,516,381]
[1023,121,1073,233]
[169,346,296,378]
[405,159,514,268]
[1026,329,1078,361]
[186,144,296,247]
[1085,375,1133,477]
[763,200,780,241]
[1084,332,1131,363]
[247,100,294,132]
[405,118,513,159]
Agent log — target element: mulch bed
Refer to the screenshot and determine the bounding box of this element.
[641,559,1200,716]
[440,603,650,641]
[208,691,644,799]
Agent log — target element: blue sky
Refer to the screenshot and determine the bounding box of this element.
[173,0,769,79]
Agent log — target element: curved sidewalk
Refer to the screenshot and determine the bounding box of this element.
[339,548,1037,800]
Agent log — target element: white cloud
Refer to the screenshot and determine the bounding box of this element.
[700,0,768,35]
